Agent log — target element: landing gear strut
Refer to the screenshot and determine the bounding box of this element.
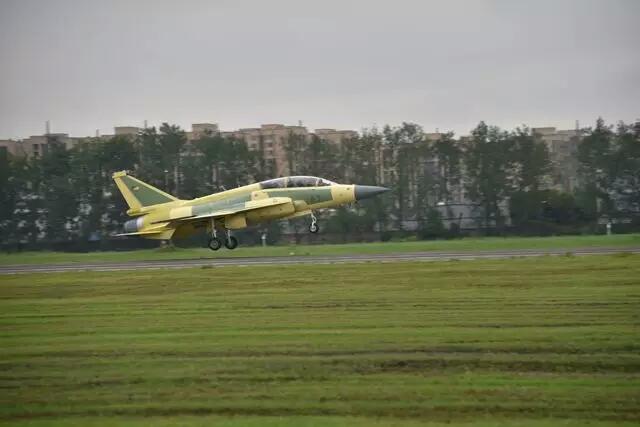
[309,212,319,234]
[224,230,238,250]
[207,218,222,251]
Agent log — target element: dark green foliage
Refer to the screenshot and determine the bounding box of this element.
[509,126,550,192]
[510,190,590,235]
[432,132,462,203]
[419,208,446,239]
[39,140,77,241]
[577,118,616,215]
[610,121,640,213]
[463,122,514,230]
[191,132,254,195]
[0,149,13,226]
[383,123,428,229]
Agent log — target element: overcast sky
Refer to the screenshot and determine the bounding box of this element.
[0,0,638,139]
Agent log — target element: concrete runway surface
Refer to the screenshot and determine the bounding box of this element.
[1,247,638,275]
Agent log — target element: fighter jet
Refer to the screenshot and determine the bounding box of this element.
[112,171,389,250]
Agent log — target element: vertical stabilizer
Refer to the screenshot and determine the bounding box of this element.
[112,171,178,211]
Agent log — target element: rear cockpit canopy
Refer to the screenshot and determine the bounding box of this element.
[260,176,336,189]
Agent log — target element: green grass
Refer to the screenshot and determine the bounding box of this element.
[1,233,639,265]
[1,256,639,426]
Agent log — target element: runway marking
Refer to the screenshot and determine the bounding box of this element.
[1,247,638,275]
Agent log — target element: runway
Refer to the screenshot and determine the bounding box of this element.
[1,247,638,275]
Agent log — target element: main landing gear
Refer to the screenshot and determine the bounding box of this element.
[309,212,319,234]
[207,218,238,251]
[225,233,238,250]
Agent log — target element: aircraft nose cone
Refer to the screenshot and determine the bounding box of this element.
[354,185,390,201]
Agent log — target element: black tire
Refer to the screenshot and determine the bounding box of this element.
[309,223,319,233]
[208,237,222,251]
[225,235,238,250]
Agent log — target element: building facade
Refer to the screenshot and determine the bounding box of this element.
[532,127,581,192]
[1,134,83,158]
[221,124,357,177]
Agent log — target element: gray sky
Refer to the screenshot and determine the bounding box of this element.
[1,0,639,139]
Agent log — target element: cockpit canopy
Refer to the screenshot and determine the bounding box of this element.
[260,176,336,189]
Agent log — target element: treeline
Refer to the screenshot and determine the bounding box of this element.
[0,119,638,248]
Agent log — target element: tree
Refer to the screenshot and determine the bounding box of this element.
[194,131,226,192]
[284,131,307,176]
[301,135,338,180]
[217,136,252,189]
[577,118,615,215]
[101,136,138,234]
[509,127,550,192]
[158,123,186,196]
[383,122,426,230]
[0,149,13,240]
[341,129,390,234]
[251,134,276,181]
[463,122,513,231]
[193,132,253,193]
[136,127,164,188]
[432,132,462,204]
[39,138,78,241]
[69,139,104,240]
[609,121,640,213]
[5,156,41,245]
[507,127,552,226]
[419,208,446,239]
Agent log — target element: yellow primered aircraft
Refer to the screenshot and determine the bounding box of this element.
[113,171,389,250]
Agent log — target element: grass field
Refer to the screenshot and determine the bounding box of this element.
[1,233,639,265]
[1,255,639,426]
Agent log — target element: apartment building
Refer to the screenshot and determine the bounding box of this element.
[100,123,219,141]
[187,123,219,141]
[220,124,303,176]
[219,124,357,177]
[98,126,141,140]
[532,127,581,192]
[0,134,83,159]
[0,139,21,157]
[314,129,358,144]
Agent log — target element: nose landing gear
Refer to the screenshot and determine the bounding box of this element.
[309,212,319,233]
[207,219,222,251]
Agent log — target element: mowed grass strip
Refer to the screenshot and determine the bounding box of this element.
[0,255,639,426]
[1,233,639,265]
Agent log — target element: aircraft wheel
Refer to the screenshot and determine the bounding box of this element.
[225,235,238,250]
[309,222,319,234]
[208,237,222,251]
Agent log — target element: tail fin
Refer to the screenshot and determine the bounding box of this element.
[112,171,179,212]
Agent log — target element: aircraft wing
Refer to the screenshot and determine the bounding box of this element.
[173,197,293,222]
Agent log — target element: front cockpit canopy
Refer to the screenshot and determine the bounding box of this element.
[260,176,336,189]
